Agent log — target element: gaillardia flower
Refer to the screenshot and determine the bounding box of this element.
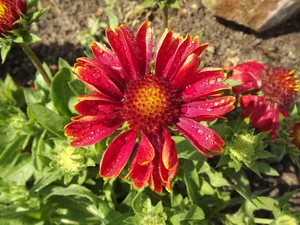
[229,62,299,139]
[0,0,27,36]
[65,22,235,192]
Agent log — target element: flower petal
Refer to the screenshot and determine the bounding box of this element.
[65,115,123,147]
[136,21,153,76]
[175,117,224,157]
[73,60,123,99]
[127,158,152,189]
[154,30,181,77]
[161,128,178,170]
[229,61,265,94]
[100,129,137,179]
[170,53,200,90]
[182,69,230,102]
[136,132,155,165]
[181,96,235,120]
[106,25,140,80]
[148,159,163,193]
[74,99,122,115]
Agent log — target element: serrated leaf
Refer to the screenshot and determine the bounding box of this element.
[51,68,76,116]
[28,103,70,138]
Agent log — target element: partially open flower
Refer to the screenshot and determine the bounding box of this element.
[0,0,27,36]
[65,22,235,192]
[229,62,299,139]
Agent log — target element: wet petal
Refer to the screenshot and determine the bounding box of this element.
[182,69,230,102]
[65,115,123,147]
[100,129,137,179]
[154,30,181,77]
[74,61,123,99]
[74,99,122,115]
[170,53,200,90]
[136,21,153,76]
[148,160,163,193]
[136,132,155,165]
[161,128,178,170]
[181,96,235,120]
[106,26,139,80]
[175,117,224,157]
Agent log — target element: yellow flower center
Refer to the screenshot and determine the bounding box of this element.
[0,3,8,18]
[122,76,181,133]
[261,69,299,110]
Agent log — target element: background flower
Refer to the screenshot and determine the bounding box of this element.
[229,62,299,139]
[65,21,235,192]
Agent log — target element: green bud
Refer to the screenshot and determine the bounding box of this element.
[276,214,298,225]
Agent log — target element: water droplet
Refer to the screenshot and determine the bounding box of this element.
[214,102,219,106]
[209,80,215,84]
[197,129,204,134]
[205,136,209,140]
[207,108,212,111]
[217,77,222,82]
[185,86,195,95]
[220,99,225,104]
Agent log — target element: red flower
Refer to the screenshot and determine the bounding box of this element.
[229,62,299,139]
[65,22,235,192]
[0,0,27,36]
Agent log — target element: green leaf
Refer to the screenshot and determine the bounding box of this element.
[132,191,152,213]
[277,188,300,207]
[45,184,121,223]
[51,68,76,116]
[1,42,11,63]
[30,170,62,192]
[104,8,118,28]
[256,162,279,176]
[183,159,199,203]
[58,57,72,70]
[173,136,206,161]
[26,6,51,24]
[27,0,39,9]
[28,103,70,138]
[13,30,41,43]
[68,79,86,96]
[256,150,277,159]
[169,205,205,224]
[23,88,46,104]
[0,135,27,177]
[168,0,180,8]
[141,0,156,6]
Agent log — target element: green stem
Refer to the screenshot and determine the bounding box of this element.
[19,42,51,88]
[162,5,169,30]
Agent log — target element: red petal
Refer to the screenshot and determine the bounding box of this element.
[148,161,163,193]
[182,69,230,102]
[65,115,123,147]
[136,132,155,165]
[154,30,180,77]
[170,53,200,90]
[74,99,121,115]
[229,61,266,94]
[106,26,139,80]
[74,61,123,99]
[181,96,235,120]
[163,34,191,79]
[175,117,224,157]
[136,21,153,76]
[90,42,121,70]
[100,129,137,179]
[161,128,178,170]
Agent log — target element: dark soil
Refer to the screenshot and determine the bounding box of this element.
[1,0,299,213]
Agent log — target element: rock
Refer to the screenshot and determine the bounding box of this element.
[202,0,300,32]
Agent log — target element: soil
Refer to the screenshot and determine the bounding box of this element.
[1,0,299,216]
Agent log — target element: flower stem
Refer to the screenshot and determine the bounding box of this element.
[18,42,51,87]
[162,5,168,30]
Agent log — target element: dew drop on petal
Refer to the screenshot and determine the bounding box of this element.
[185,86,195,95]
